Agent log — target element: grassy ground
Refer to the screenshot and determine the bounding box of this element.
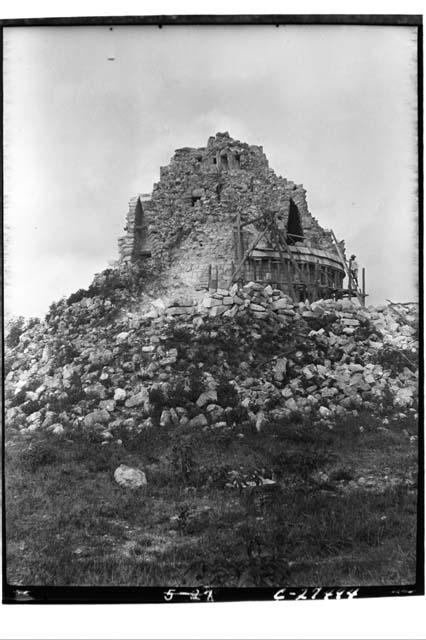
[5,410,418,587]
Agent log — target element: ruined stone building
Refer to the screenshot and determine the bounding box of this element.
[118,132,354,302]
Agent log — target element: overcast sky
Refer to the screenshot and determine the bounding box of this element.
[4,24,418,318]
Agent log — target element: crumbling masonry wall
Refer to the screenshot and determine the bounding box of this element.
[118,132,342,291]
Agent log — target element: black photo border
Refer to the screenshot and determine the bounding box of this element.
[1,12,423,605]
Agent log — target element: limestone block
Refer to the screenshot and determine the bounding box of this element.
[272,299,290,310]
[274,357,288,382]
[276,308,296,316]
[125,388,149,408]
[189,413,208,428]
[342,318,360,326]
[201,296,223,308]
[114,388,126,402]
[166,306,194,316]
[196,389,218,407]
[83,409,110,428]
[114,465,147,490]
[99,399,116,412]
[209,305,227,317]
[223,305,239,318]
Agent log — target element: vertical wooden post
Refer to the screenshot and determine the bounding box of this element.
[362,267,366,307]
[314,261,319,300]
[208,264,212,290]
[237,213,242,263]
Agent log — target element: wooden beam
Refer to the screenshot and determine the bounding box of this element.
[239,215,265,228]
[362,267,366,307]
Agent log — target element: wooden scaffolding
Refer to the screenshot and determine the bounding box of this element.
[226,210,367,306]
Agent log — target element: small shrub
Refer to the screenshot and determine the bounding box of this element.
[329,466,355,482]
[271,444,333,481]
[20,400,41,415]
[51,343,80,368]
[171,443,196,484]
[165,370,205,407]
[6,317,25,349]
[148,386,166,407]
[186,370,206,403]
[10,389,27,408]
[163,322,193,355]
[216,378,239,408]
[373,346,417,375]
[167,379,187,408]
[67,288,89,305]
[20,438,62,472]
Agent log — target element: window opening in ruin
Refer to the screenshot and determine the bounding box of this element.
[235,154,241,167]
[191,195,201,206]
[286,199,304,245]
[212,157,217,165]
[220,154,229,170]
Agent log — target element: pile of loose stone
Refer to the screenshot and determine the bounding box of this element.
[4,280,418,444]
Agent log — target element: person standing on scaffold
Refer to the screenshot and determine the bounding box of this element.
[349,254,359,290]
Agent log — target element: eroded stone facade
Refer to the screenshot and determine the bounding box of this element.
[118,132,346,298]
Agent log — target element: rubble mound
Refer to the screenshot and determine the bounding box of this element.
[5,266,419,445]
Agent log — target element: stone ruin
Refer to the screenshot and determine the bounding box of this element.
[118,132,350,302]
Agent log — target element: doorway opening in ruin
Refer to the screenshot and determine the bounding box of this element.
[134,198,150,256]
[220,154,229,170]
[286,199,304,245]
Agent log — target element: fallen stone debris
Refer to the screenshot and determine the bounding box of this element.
[5,279,418,449]
[113,464,148,490]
